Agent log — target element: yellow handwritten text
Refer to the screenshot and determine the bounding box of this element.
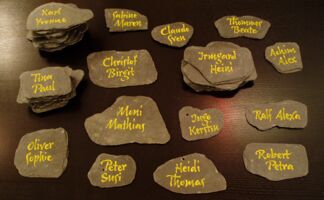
[255,148,294,171]
[166,159,205,188]
[100,159,127,184]
[25,138,54,167]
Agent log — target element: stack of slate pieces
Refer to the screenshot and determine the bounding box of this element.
[17,66,84,113]
[181,41,257,92]
[26,2,94,52]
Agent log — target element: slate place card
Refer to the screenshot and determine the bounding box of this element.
[245,100,308,130]
[27,2,93,31]
[88,153,136,188]
[14,128,68,178]
[181,41,257,92]
[84,96,170,145]
[184,45,253,84]
[215,15,271,39]
[87,50,157,88]
[153,153,226,194]
[105,9,148,32]
[266,42,303,73]
[26,2,93,51]
[17,66,84,113]
[18,67,72,101]
[243,143,309,181]
[151,22,194,47]
[179,106,224,141]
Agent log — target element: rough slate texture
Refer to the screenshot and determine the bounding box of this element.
[265,42,303,73]
[16,66,84,113]
[214,15,271,39]
[151,22,193,47]
[181,41,257,92]
[27,2,93,31]
[104,8,148,32]
[179,106,224,141]
[84,96,170,145]
[245,100,308,130]
[153,153,227,194]
[243,143,309,181]
[14,128,68,178]
[26,3,93,51]
[88,153,136,188]
[87,50,157,88]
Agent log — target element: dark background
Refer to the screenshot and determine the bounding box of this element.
[0,0,323,199]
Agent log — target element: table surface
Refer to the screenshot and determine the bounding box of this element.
[0,0,323,199]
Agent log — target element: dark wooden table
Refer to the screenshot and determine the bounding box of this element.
[0,0,323,199]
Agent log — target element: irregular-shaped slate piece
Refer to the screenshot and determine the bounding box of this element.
[17,66,84,113]
[87,50,157,88]
[17,67,72,102]
[30,24,89,52]
[88,153,136,188]
[245,100,308,130]
[181,41,257,92]
[153,153,226,194]
[183,43,256,85]
[265,42,303,73]
[85,96,170,145]
[27,2,94,31]
[215,15,271,39]
[14,128,68,178]
[243,143,309,181]
[179,106,224,141]
[104,8,148,32]
[26,3,93,52]
[151,22,194,47]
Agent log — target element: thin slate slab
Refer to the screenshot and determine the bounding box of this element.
[105,9,148,32]
[151,22,194,47]
[14,128,68,178]
[243,143,309,181]
[181,41,257,92]
[184,45,253,84]
[87,50,157,88]
[245,100,308,130]
[26,3,93,51]
[84,96,170,145]
[153,153,226,194]
[214,15,271,39]
[265,42,303,73]
[27,2,93,31]
[88,153,136,188]
[17,66,84,113]
[179,106,224,141]
[17,67,72,101]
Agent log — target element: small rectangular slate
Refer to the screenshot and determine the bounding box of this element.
[105,8,148,32]
[87,50,157,88]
